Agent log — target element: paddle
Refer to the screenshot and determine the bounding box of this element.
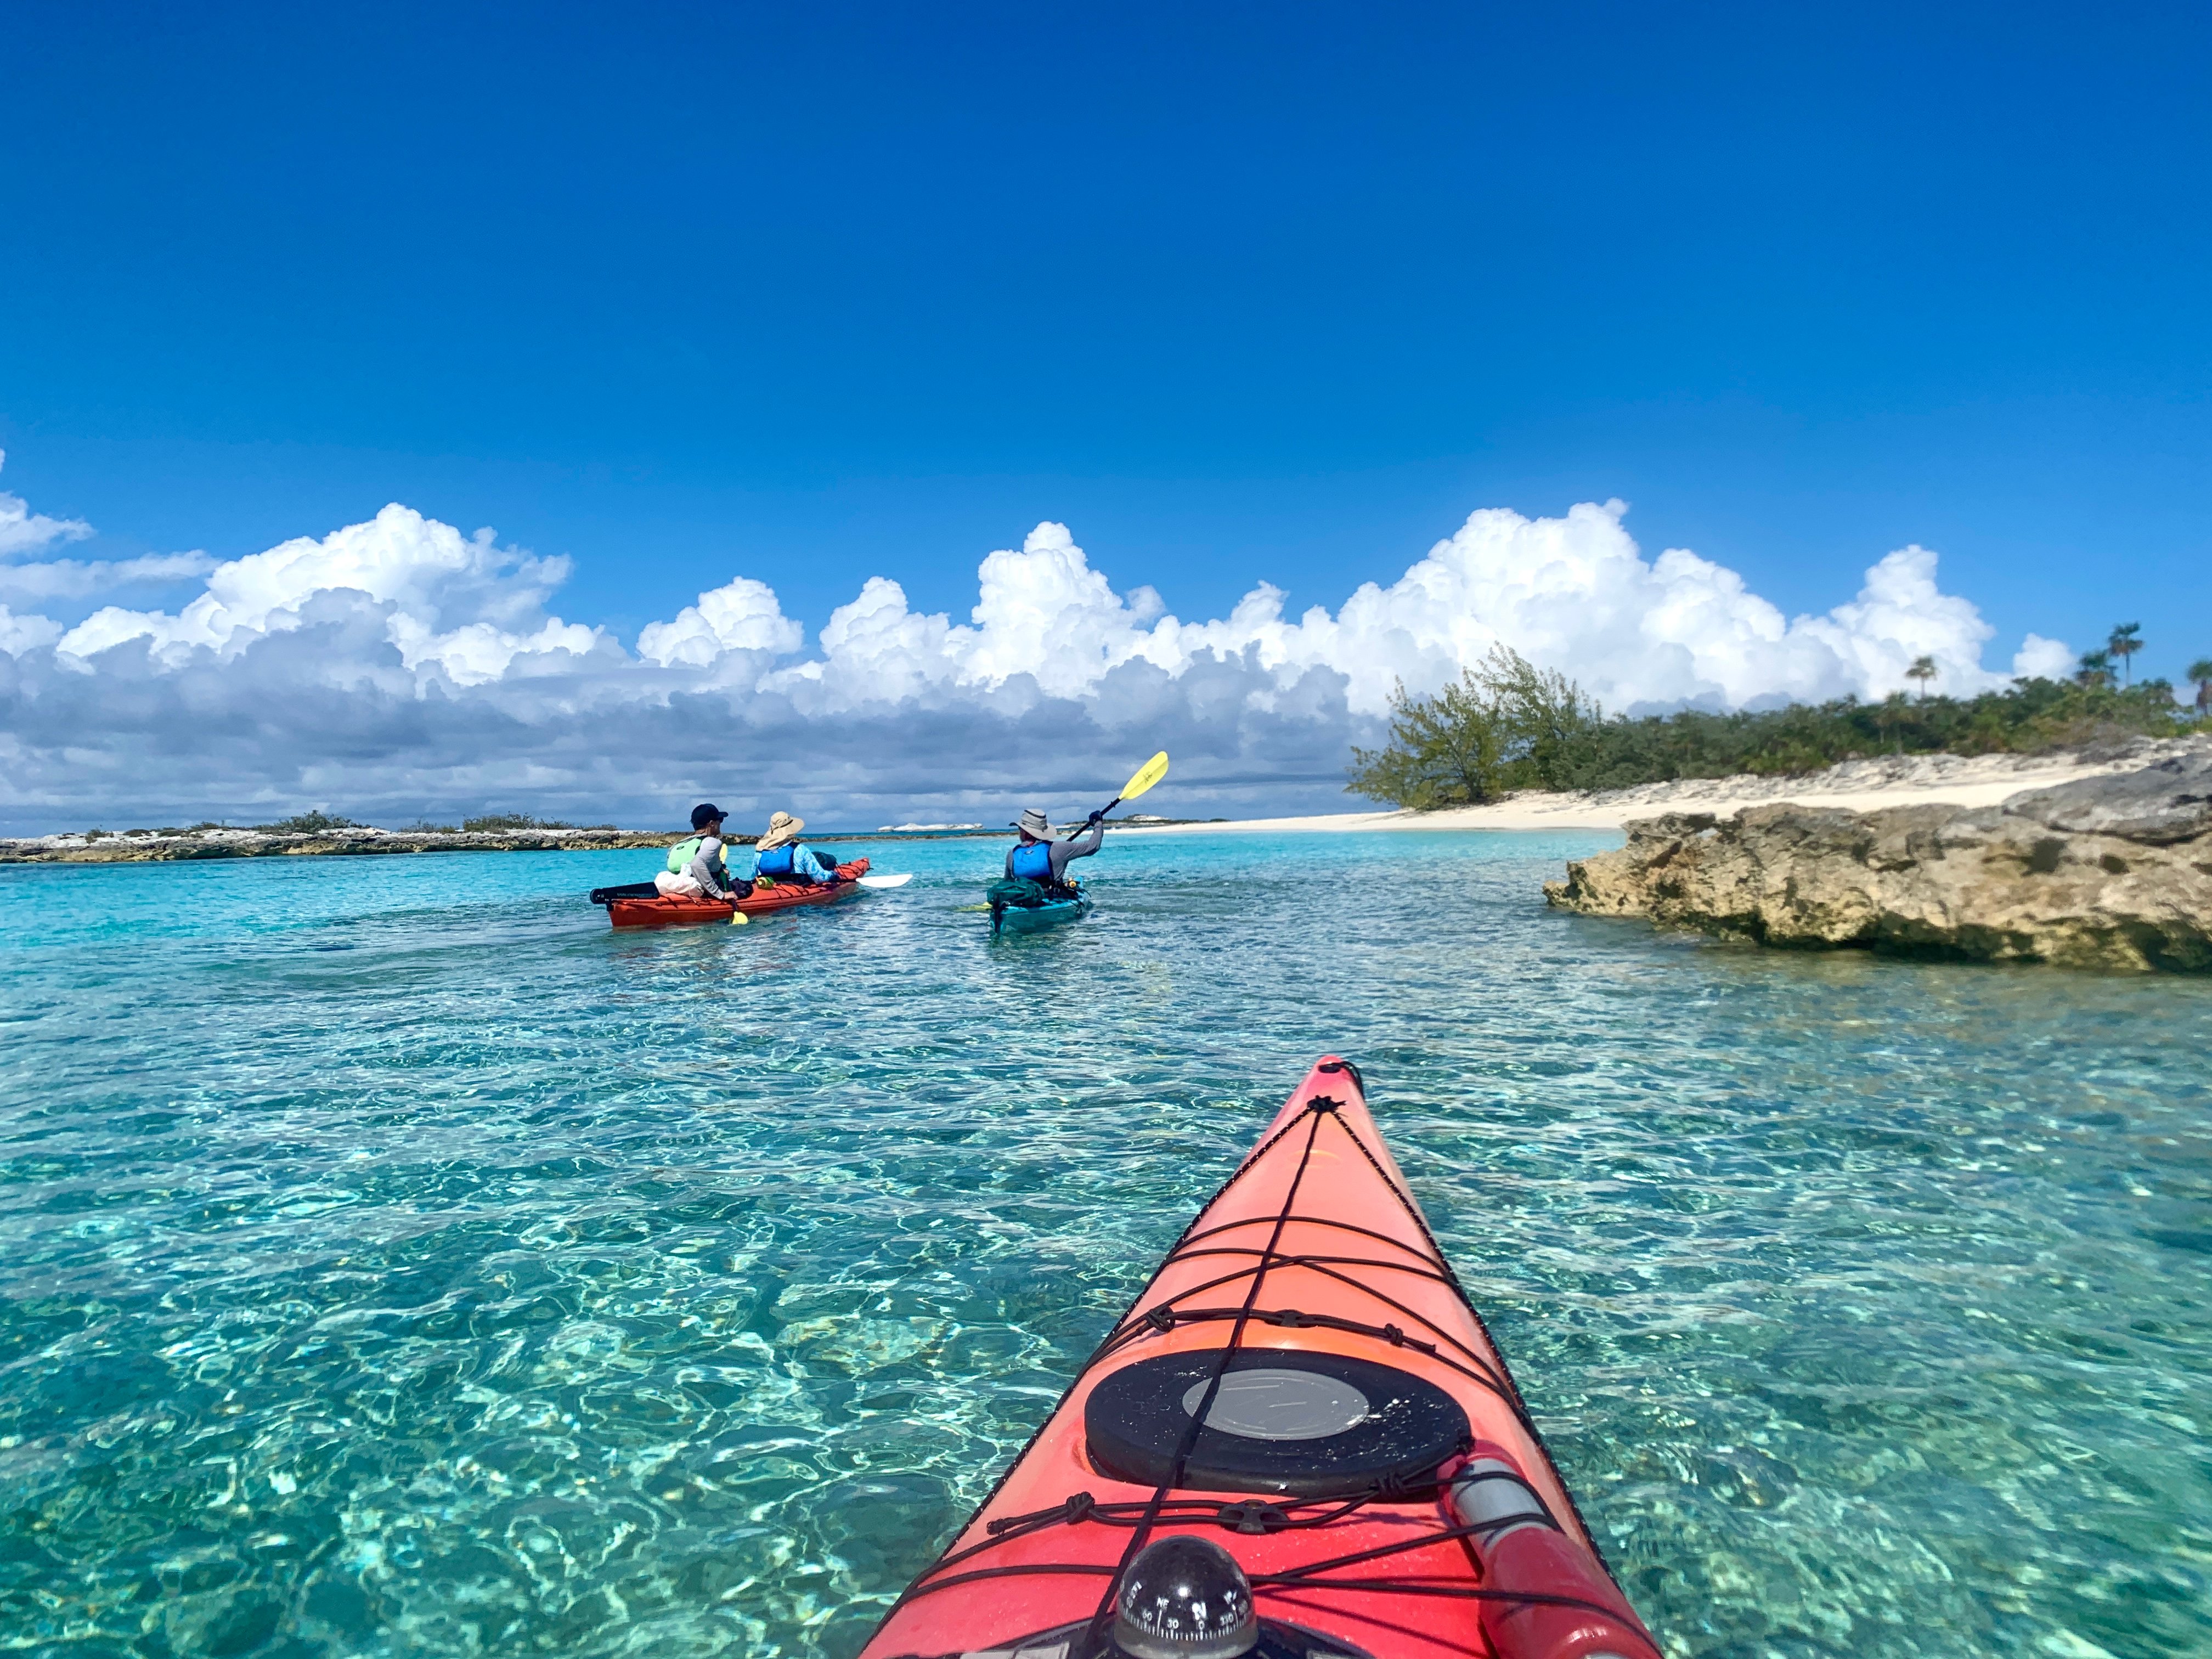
[856,873,912,889]
[1093,750,1169,823]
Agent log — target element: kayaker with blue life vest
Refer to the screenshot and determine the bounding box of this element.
[1004,806,1104,891]
[657,803,753,899]
[753,811,839,885]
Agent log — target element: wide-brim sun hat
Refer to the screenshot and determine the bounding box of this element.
[758,811,805,850]
[1013,807,1057,839]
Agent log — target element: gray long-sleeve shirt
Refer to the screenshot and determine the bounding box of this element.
[1004,820,1104,883]
[686,836,743,899]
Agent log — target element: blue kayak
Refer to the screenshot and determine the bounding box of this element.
[991,894,1091,935]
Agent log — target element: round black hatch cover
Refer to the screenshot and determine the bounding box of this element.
[1086,1348,1471,1499]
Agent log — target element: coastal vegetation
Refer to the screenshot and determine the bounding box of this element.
[385,812,611,832]
[256,810,366,833]
[461,812,614,832]
[1348,635,2211,808]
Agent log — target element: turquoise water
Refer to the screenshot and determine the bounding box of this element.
[2,832,2209,1659]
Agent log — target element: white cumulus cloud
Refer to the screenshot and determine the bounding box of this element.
[636,575,804,669]
[0,475,2088,831]
[0,604,63,655]
[0,452,95,557]
[747,505,2036,717]
[54,503,605,686]
[2011,633,2075,680]
[0,551,219,603]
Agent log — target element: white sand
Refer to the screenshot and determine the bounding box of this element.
[1121,750,2161,837]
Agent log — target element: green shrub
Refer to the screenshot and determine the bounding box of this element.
[1346,646,1606,805]
[462,812,573,832]
[255,811,363,834]
[1347,670,1510,807]
[460,813,618,832]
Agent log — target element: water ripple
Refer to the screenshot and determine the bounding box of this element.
[2,834,2208,1657]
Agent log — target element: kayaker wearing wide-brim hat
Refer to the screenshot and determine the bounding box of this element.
[754,810,839,885]
[1005,804,1104,889]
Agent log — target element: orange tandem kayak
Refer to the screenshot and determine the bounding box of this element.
[860,1057,1658,1659]
[591,859,871,928]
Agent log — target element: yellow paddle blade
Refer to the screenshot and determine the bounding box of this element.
[730,910,749,926]
[1119,751,1170,803]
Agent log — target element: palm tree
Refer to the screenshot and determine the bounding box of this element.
[1876,690,1912,754]
[2108,622,2143,686]
[2189,656,2212,717]
[1906,654,1937,702]
[2076,650,2115,690]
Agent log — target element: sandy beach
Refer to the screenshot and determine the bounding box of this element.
[1121,747,2181,836]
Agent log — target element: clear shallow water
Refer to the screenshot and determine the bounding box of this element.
[2,832,2208,1659]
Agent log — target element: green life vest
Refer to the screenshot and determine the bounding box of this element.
[668,835,722,875]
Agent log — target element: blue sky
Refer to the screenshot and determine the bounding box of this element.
[1,3,2208,829]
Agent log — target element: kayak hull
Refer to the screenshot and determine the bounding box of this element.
[858,1057,1659,1659]
[602,859,870,929]
[994,895,1090,934]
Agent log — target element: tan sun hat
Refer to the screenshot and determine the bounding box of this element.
[758,811,804,851]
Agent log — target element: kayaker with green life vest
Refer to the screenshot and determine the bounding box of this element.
[1004,806,1104,890]
[753,811,839,885]
[657,803,752,900]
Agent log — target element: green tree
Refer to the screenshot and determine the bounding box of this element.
[1874,690,1913,754]
[2075,649,2115,690]
[2108,622,2143,686]
[1346,646,1607,807]
[2188,656,2212,718]
[1470,644,1605,788]
[1906,654,1937,701]
[1346,673,1510,808]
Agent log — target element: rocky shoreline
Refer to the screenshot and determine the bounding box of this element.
[0,825,679,864]
[1545,746,2212,972]
[0,815,1205,865]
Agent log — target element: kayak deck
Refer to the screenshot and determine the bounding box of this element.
[859,1057,1658,1659]
[992,894,1090,934]
[596,859,870,928]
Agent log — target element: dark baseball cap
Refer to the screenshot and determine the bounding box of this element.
[690,803,725,830]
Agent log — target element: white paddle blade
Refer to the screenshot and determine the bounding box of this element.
[857,873,913,889]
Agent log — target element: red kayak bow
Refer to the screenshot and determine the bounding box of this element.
[861,1057,1660,1659]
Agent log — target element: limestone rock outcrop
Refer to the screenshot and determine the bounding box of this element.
[1543,749,2212,972]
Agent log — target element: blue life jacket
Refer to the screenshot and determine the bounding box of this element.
[756,843,798,878]
[1010,839,1054,882]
